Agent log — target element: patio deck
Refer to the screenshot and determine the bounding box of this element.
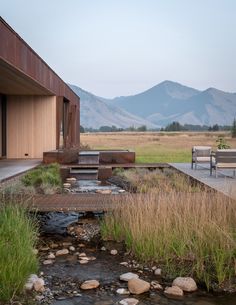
[170,163,236,199]
[0,159,41,182]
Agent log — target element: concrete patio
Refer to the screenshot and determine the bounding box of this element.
[170,163,236,200]
[0,159,42,182]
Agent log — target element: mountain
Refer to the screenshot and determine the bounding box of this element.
[108,81,236,126]
[69,84,157,129]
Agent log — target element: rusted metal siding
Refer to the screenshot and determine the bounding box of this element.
[0,17,80,149]
[0,17,79,104]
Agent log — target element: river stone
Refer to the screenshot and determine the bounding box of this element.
[154,268,162,276]
[47,252,55,259]
[119,298,139,305]
[151,280,163,290]
[96,189,112,194]
[116,288,130,295]
[164,286,184,297]
[69,246,75,251]
[24,274,38,290]
[43,259,54,265]
[110,249,118,255]
[80,280,100,290]
[33,278,45,292]
[56,249,69,256]
[120,272,139,281]
[172,277,197,292]
[128,278,150,294]
[79,259,89,264]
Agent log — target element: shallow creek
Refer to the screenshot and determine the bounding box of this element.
[36,212,236,305]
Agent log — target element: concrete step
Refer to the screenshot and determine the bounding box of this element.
[70,167,98,180]
[78,151,100,165]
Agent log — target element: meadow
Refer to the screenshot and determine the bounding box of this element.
[81,131,236,163]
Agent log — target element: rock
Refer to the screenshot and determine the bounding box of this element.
[63,183,71,188]
[79,260,89,264]
[151,280,163,290]
[88,256,96,261]
[110,249,118,255]
[164,286,184,297]
[119,298,139,305]
[79,252,87,257]
[50,243,59,249]
[56,249,69,256]
[47,252,55,259]
[101,246,106,251]
[41,247,50,251]
[69,246,75,251]
[43,259,54,265]
[120,272,139,282]
[78,243,86,247]
[33,278,45,292]
[120,262,129,266]
[62,242,72,247]
[32,248,38,255]
[154,268,162,276]
[128,278,150,294]
[172,277,197,292]
[118,189,126,193]
[96,189,112,194]
[80,280,100,290]
[35,295,45,301]
[116,288,130,295]
[24,274,38,290]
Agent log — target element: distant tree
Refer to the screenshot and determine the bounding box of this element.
[128,126,136,131]
[80,125,85,133]
[137,125,147,132]
[231,118,236,138]
[165,121,186,131]
[212,124,219,131]
[99,126,113,132]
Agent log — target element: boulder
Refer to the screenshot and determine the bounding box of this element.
[119,298,139,305]
[120,272,139,282]
[164,286,183,297]
[128,278,150,294]
[56,249,69,256]
[172,277,197,292]
[80,280,100,290]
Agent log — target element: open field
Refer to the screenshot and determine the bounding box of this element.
[81,131,236,163]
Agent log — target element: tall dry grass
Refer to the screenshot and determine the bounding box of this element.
[101,190,236,289]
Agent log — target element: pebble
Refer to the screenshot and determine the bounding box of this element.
[116,288,130,295]
[79,252,87,257]
[96,189,112,194]
[41,247,50,251]
[120,272,139,282]
[101,246,106,251]
[120,262,129,266]
[151,280,163,290]
[69,246,76,251]
[47,252,55,259]
[56,249,69,256]
[128,278,150,294]
[63,183,71,188]
[24,274,38,290]
[110,249,118,255]
[43,259,54,265]
[50,243,59,249]
[154,268,162,276]
[62,242,72,247]
[164,285,184,297]
[79,260,89,264]
[80,280,100,290]
[32,249,38,255]
[119,298,139,305]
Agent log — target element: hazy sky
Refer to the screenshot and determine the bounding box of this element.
[1,0,236,97]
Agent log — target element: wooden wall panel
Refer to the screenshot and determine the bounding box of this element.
[0,99,2,157]
[7,95,56,158]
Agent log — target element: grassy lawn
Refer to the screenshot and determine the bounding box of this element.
[81,131,236,163]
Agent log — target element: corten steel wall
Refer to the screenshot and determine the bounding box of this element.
[0,17,80,150]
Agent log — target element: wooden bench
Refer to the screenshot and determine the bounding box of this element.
[210,149,236,177]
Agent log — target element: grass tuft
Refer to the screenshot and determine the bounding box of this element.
[0,203,38,302]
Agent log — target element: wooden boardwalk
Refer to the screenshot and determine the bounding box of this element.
[170,163,236,200]
[31,193,128,212]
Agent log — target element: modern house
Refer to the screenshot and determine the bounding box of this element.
[0,17,80,160]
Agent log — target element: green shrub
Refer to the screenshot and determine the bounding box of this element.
[21,163,61,190]
[0,203,38,301]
